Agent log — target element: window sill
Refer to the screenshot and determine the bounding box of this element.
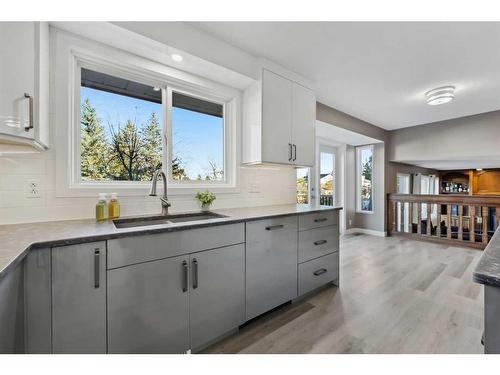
[356,210,374,215]
[56,181,240,198]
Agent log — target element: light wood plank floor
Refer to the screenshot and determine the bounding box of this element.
[204,234,484,354]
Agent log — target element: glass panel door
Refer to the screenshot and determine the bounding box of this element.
[319,150,335,206]
[296,168,310,204]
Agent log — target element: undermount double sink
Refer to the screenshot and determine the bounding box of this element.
[113,212,228,229]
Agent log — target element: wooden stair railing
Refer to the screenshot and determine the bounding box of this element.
[387,194,500,249]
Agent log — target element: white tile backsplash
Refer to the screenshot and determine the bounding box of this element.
[0,153,297,225]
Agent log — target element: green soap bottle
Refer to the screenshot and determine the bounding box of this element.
[96,193,107,221]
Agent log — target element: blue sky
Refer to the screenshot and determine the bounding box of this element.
[320,152,334,175]
[81,87,224,179]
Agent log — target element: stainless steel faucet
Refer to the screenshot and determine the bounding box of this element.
[149,170,171,215]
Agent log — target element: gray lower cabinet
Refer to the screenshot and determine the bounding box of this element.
[107,244,245,353]
[25,248,51,353]
[190,244,245,351]
[107,255,190,354]
[52,242,107,354]
[298,252,339,296]
[0,262,24,353]
[246,216,298,320]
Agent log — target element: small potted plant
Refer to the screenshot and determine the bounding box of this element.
[195,190,216,212]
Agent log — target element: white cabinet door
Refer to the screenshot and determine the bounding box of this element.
[292,82,316,166]
[0,22,36,140]
[261,69,293,164]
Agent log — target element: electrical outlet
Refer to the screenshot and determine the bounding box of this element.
[26,179,41,198]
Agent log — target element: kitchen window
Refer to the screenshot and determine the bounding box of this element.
[78,68,227,184]
[169,91,225,182]
[79,68,164,182]
[356,144,374,213]
[56,40,238,197]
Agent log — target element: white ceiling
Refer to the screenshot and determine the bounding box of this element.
[316,121,382,146]
[191,22,500,130]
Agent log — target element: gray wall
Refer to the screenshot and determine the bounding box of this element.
[317,102,389,233]
[0,265,25,353]
[388,110,500,163]
[317,102,388,142]
[344,143,386,233]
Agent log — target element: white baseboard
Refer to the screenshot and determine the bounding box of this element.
[343,228,387,237]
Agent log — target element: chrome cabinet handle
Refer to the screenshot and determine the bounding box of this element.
[192,258,198,289]
[313,268,327,276]
[182,260,188,292]
[314,240,328,246]
[94,249,100,288]
[24,93,33,131]
[314,218,328,223]
[265,224,284,231]
[288,143,293,162]
[293,144,297,161]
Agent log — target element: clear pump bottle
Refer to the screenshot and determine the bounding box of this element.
[95,193,107,221]
[108,192,121,219]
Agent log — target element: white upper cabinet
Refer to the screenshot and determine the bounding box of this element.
[242,68,315,166]
[291,82,316,166]
[261,69,293,165]
[0,22,49,150]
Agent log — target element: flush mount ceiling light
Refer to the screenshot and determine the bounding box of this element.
[171,53,183,62]
[152,87,161,92]
[425,86,455,106]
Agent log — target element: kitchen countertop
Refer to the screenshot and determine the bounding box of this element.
[473,227,500,287]
[0,204,341,279]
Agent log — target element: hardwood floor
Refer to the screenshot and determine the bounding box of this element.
[204,234,484,354]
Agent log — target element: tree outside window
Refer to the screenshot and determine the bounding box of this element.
[357,145,373,212]
[79,68,225,184]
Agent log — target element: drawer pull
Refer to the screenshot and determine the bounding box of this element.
[94,249,100,288]
[24,93,34,131]
[192,258,198,289]
[314,240,328,246]
[313,268,327,276]
[265,224,284,231]
[182,260,188,292]
[314,218,328,223]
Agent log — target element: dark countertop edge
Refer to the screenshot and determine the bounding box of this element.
[0,206,342,280]
[473,226,500,287]
[472,272,500,287]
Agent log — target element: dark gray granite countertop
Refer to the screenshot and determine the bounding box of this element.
[473,227,500,287]
[0,204,341,279]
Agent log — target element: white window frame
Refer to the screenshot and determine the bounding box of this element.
[356,144,374,214]
[54,29,240,197]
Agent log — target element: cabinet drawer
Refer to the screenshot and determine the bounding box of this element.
[298,253,339,296]
[298,226,339,263]
[108,223,244,269]
[298,211,337,231]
